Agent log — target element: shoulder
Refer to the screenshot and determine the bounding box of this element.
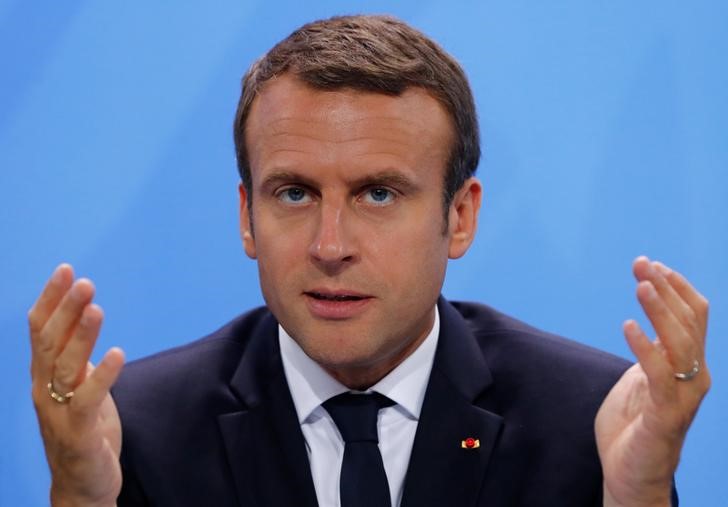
[441,299,631,427]
[443,300,629,499]
[449,299,631,382]
[111,305,274,420]
[113,307,277,505]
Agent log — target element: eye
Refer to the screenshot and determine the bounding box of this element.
[362,187,396,205]
[276,186,311,204]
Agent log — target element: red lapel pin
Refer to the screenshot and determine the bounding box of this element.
[461,437,480,449]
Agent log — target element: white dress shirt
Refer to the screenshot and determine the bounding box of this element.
[279,307,440,507]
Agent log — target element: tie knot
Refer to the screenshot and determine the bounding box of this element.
[323,392,394,443]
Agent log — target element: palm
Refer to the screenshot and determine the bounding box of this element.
[89,393,123,497]
[595,364,681,505]
[38,380,123,504]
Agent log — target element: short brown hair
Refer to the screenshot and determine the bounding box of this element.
[233,14,480,216]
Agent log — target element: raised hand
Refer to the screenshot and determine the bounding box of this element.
[596,257,710,506]
[29,264,125,507]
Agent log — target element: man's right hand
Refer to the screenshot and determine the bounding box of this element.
[29,264,126,507]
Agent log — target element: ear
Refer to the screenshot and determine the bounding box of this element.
[447,177,482,259]
[238,183,257,259]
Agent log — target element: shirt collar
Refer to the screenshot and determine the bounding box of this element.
[279,306,440,424]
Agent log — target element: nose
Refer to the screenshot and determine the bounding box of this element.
[308,200,357,270]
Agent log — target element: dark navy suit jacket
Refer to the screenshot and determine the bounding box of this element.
[112,298,634,506]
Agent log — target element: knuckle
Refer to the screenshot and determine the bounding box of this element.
[653,302,670,319]
[31,383,45,408]
[53,358,77,388]
[698,296,709,317]
[37,329,55,353]
[688,319,702,339]
[681,307,699,334]
[27,309,42,334]
[683,305,697,323]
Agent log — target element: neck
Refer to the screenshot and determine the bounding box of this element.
[323,320,433,390]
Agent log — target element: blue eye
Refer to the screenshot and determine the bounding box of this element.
[363,187,395,205]
[278,187,310,204]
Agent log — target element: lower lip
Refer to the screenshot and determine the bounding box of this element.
[304,294,373,320]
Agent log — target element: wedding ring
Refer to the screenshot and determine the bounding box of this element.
[673,359,700,381]
[47,380,74,403]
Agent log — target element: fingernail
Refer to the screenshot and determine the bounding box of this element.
[51,265,64,284]
[643,282,657,299]
[70,282,85,301]
[623,320,639,339]
[654,261,672,276]
[644,262,655,276]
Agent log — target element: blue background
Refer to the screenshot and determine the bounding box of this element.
[2,1,726,504]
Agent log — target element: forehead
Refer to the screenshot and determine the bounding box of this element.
[244,74,453,179]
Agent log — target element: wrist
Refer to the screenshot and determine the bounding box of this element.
[50,485,116,507]
[603,482,671,507]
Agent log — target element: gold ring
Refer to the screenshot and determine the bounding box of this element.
[47,381,74,403]
[673,359,700,381]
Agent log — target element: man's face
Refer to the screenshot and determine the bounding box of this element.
[241,74,480,388]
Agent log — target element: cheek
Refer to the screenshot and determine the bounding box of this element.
[254,232,306,293]
[367,221,449,286]
[254,212,309,257]
[397,217,449,258]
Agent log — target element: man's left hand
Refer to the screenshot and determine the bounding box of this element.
[596,256,710,507]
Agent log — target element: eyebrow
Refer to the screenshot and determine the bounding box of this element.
[259,171,318,194]
[259,169,421,194]
[351,171,420,193]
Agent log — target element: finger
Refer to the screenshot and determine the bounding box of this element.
[644,261,703,347]
[623,319,673,405]
[34,279,96,380]
[52,304,104,396]
[636,280,696,370]
[631,255,652,282]
[29,265,74,377]
[28,264,74,336]
[634,257,709,342]
[654,262,709,340]
[70,347,125,420]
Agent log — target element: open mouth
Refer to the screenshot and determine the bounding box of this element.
[304,290,372,319]
[306,292,367,302]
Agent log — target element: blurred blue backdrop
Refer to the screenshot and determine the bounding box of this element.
[2,1,726,504]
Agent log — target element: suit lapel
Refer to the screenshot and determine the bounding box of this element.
[214,299,503,507]
[401,299,503,507]
[217,313,319,507]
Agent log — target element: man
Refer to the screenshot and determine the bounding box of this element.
[30,15,709,507]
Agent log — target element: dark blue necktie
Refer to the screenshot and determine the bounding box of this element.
[323,392,394,507]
